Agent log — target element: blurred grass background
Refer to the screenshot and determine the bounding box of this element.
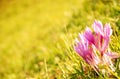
[0,0,82,79]
[0,0,120,79]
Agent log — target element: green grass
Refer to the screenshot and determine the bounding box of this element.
[0,0,120,79]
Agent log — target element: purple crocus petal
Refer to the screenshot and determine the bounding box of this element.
[78,33,86,44]
[79,41,89,52]
[85,54,93,65]
[85,49,100,66]
[84,27,95,44]
[101,37,109,53]
[74,45,84,57]
[106,52,120,59]
[101,23,112,54]
[84,49,94,65]
[78,34,89,50]
[92,20,104,36]
[94,34,102,52]
[74,36,89,58]
[104,23,112,37]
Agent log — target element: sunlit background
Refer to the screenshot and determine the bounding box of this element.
[0,0,120,79]
[0,0,81,78]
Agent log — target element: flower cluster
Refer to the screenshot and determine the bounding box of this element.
[74,20,119,72]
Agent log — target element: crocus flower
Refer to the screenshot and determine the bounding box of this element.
[75,34,100,67]
[74,20,120,72]
[92,20,112,55]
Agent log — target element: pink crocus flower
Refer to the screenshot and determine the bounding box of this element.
[75,34,100,67]
[74,20,120,72]
[92,20,112,55]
